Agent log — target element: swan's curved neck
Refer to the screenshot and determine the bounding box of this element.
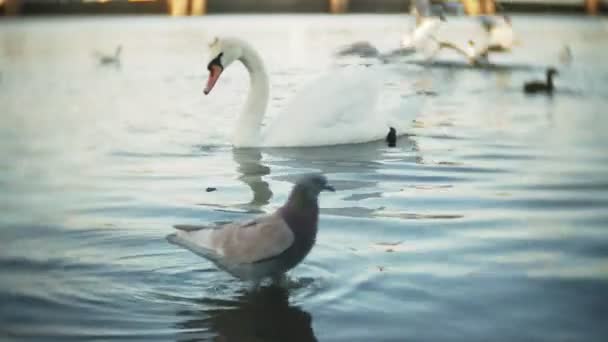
[233,43,269,147]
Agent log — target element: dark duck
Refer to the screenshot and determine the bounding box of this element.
[524,67,558,94]
[386,127,397,147]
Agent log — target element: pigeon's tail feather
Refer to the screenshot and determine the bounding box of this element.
[166,233,180,245]
[173,224,212,232]
[167,227,219,260]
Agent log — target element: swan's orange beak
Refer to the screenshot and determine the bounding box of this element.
[204,64,223,95]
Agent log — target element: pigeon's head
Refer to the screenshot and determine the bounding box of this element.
[295,174,335,199]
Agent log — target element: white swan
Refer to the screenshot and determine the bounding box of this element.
[204,37,417,148]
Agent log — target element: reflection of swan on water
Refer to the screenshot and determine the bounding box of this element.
[174,285,317,342]
[201,139,419,215]
[232,148,273,207]
[263,136,418,191]
[204,37,417,148]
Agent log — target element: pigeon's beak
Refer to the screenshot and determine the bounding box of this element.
[323,184,336,192]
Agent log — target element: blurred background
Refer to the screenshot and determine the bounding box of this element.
[0,0,605,16]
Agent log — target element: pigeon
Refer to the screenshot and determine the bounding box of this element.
[167,174,334,283]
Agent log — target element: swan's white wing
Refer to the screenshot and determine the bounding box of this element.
[263,66,419,147]
[402,17,442,60]
[437,40,470,60]
[263,66,389,147]
[169,212,294,264]
[411,18,441,50]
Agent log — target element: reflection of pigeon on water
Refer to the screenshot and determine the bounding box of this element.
[167,174,334,284]
[175,285,317,342]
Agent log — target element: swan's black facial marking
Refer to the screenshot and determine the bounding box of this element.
[207,52,224,71]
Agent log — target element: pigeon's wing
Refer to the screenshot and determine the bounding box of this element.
[169,212,295,264]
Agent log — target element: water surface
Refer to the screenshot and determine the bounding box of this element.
[1,14,608,341]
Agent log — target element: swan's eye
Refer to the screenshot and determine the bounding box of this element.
[207,52,224,71]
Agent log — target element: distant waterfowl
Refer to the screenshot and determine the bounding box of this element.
[335,42,417,62]
[524,67,558,94]
[559,45,572,65]
[336,41,381,58]
[94,45,122,66]
[435,39,489,66]
[167,174,334,283]
[386,127,397,147]
[479,15,515,52]
[205,37,416,147]
[465,40,490,65]
[400,0,448,61]
[337,0,446,63]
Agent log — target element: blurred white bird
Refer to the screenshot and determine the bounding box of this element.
[479,15,515,52]
[399,0,449,61]
[433,39,490,66]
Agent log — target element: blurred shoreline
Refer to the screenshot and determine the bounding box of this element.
[0,0,604,16]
